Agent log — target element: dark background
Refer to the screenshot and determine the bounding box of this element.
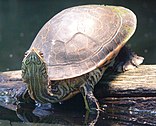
[0,0,156,72]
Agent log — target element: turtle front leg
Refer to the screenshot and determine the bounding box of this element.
[16,85,35,105]
[113,46,144,72]
[80,81,100,113]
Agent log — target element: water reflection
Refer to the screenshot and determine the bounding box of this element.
[0,92,156,126]
[16,103,100,126]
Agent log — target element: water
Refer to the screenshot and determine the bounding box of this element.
[1,92,156,125]
[0,0,156,125]
[0,0,156,72]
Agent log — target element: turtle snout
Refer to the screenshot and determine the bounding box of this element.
[24,50,43,66]
[21,50,43,82]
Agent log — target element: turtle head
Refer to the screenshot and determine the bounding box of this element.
[21,48,64,103]
[21,48,51,102]
[21,48,48,85]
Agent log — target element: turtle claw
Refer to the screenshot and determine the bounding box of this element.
[115,54,144,72]
[80,83,101,114]
[122,54,144,71]
[113,46,144,72]
[86,92,100,113]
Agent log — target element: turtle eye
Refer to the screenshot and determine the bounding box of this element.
[24,51,30,57]
[24,52,28,56]
[39,52,43,58]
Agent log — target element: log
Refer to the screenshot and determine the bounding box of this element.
[1,65,156,97]
[95,65,156,125]
[0,65,156,125]
[95,65,156,98]
[0,70,23,110]
[0,65,156,101]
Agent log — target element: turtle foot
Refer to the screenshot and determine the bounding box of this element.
[122,53,144,71]
[84,108,100,126]
[86,92,100,113]
[80,82,101,114]
[113,46,144,72]
[16,85,35,105]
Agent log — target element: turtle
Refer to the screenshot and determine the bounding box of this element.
[19,5,144,112]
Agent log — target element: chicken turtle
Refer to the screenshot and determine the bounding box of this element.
[19,5,143,112]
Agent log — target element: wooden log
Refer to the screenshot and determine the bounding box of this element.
[95,65,156,98]
[0,65,156,105]
[95,65,156,125]
[0,65,156,125]
[1,65,156,96]
[0,70,23,110]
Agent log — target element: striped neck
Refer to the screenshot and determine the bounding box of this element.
[21,48,58,103]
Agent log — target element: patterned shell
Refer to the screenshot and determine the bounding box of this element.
[30,5,137,80]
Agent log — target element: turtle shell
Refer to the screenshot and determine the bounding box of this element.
[30,5,137,80]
